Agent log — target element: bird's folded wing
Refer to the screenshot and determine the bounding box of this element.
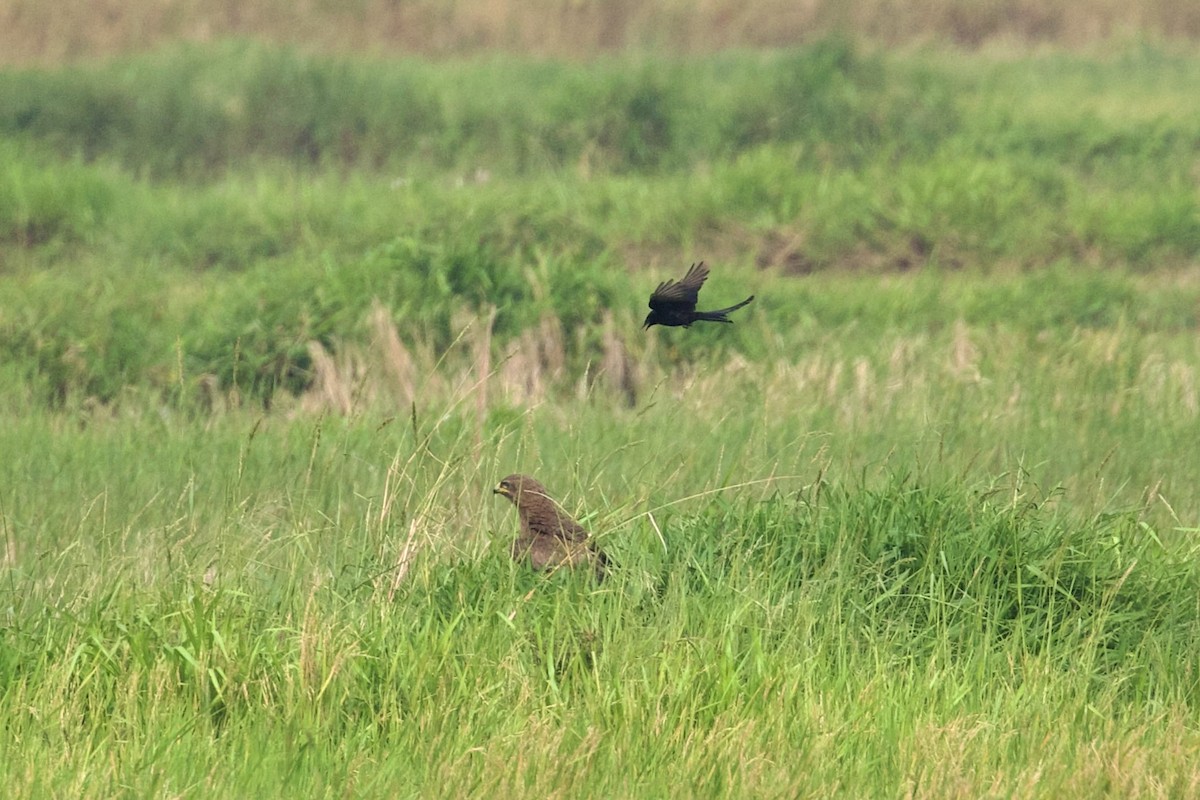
[525,504,591,543]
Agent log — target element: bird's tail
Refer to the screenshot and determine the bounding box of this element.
[695,295,755,323]
[593,548,610,582]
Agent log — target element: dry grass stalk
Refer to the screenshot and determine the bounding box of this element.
[369,300,417,407]
[387,517,422,602]
[497,314,566,405]
[474,305,497,456]
[949,318,981,382]
[304,340,355,415]
[596,311,640,406]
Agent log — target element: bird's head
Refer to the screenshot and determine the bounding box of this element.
[642,312,659,330]
[493,474,545,505]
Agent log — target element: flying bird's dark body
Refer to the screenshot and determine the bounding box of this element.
[493,474,608,581]
[643,262,754,329]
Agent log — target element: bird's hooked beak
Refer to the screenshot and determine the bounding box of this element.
[493,483,511,497]
[642,316,655,330]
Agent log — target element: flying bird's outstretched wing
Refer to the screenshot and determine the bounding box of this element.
[648,262,709,314]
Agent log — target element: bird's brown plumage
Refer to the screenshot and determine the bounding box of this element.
[493,473,607,580]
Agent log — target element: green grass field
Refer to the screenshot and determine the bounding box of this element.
[2,37,1199,798]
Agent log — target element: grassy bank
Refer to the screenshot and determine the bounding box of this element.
[1,42,1198,410]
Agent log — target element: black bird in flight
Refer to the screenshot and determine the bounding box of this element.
[643,262,754,329]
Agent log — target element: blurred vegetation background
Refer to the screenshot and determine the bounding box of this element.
[1,20,1196,568]
[2,0,1200,65]
[1,36,1199,409]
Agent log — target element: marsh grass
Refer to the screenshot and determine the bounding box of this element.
[1,388,1198,797]
[3,38,1200,798]
[4,272,1200,798]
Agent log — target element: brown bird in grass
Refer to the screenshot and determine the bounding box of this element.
[493,474,608,581]
[643,262,754,329]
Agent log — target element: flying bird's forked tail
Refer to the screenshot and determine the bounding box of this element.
[695,295,755,323]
